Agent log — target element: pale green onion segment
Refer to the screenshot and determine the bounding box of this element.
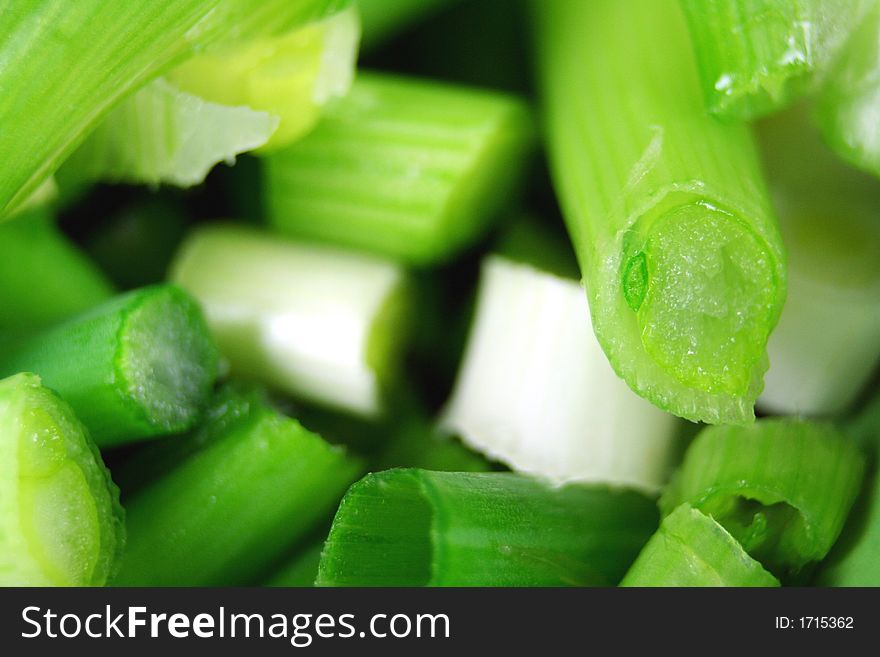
[757,107,880,415]
[0,373,124,586]
[535,0,786,425]
[171,224,409,417]
[442,256,678,493]
[169,6,360,152]
[815,4,880,179]
[0,0,219,218]
[59,79,278,188]
[621,504,780,587]
[263,71,533,265]
[661,419,865,576]
[679,0,872,120]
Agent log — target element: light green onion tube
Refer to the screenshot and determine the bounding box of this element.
[661,419,865,577]
[535,0,786,425]
[0,285,219,447]
[678,0,870,120]
[316,469,659,586]
[621,505,779,587]
[114,384,363,586]
[168,6,360,152]
[757,107,880,416]
[263,72,534,265]
[171,224,410,418]
[442,256,678,493]
[59,79,278,188]
[0,373,124,586]
[0,209,114,331]
[0,0,219,217]
[815,4,880,179]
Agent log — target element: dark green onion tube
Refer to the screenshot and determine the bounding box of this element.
[535,0,786,425]
[679,0,870,120]
[0,209,113,331]
[263,72,534,265]
[0,285,219,447]
[661,419,865,577]
[316,469,659,586]
[0,373,124,586]
[114,385,363,586]
[815,5,880,179]
[621,505,779,587]
[816,392,880,586]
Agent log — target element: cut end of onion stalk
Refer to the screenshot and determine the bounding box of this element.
[622,201,780,399]
[621,504,779,587]
[0,373,123,586]
[170,224,410,418]
[169,6,361,152]
[441,256,678,494]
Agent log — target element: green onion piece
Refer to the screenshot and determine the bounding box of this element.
[621,505,779,587]
[816,391,880,586]
[756,107,880,415]
[0,285,219,448]
[83,196,190,290]
[442,256,678,493]
[815,4,880,178]
[661,418,865,576]
[170,224,410,418]
[113,384,363,586]
[0,373,124,586]
[263,71,534,265]
[59,79,278,188]
[679,0,870,120]
[535,0,786,425]
[0,0,222,218]
[0,209,114,332]
[168,7,360,152]
[316,469,659,586]
[266,538,325,587]
[357,0,462,50]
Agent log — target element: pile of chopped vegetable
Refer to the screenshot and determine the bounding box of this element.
[1,0,879,587]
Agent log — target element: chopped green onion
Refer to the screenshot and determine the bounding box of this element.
[661,418,865,576]
[814,391,880,585]
[815,4,880,179]
[0,285,219,447]
[170,224,410,418]
[0,373,124,586]
[0,209,114,332]
[168,6,360,152]
[60,79,278,187]
[442,256,678,493]
[756,107,880,415]
[0,0,219,217]
[621,505,779,587]
[316,469,659,586]
[678,0,870,120]
[113,384,363,586]
[535,0,787,425]
[263,71,534,264]
[357,0,463,50]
